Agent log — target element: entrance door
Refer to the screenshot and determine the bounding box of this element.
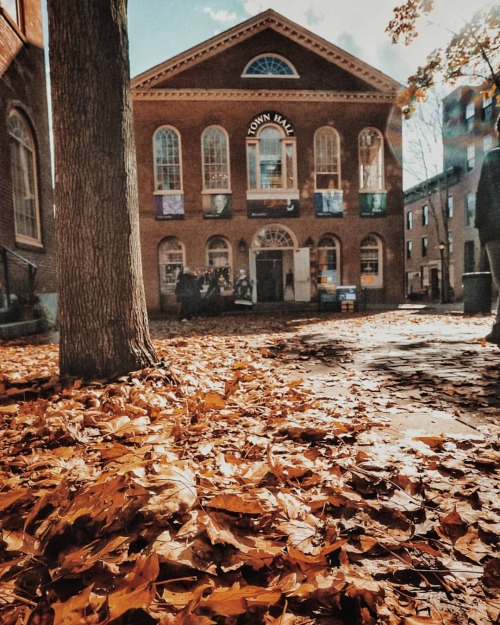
[294,247,311,301]
[430,267,439,299]
[256,250,283,302]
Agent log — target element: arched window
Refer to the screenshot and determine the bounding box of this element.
[153,126,182,191]
[314,127,341,190]
[360,235,383,288]
[206,237,232,290]
[252,224,296,249]
[202,126,230,191]
[243,54,298,77]
[8,110,41,245]
[247,125,297,191]
[359,128,384,191]
[317,235,340,286]
[158,237,184,294]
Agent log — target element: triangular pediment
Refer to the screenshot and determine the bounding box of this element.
[132,9,402,95]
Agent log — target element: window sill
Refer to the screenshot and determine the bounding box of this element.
[246,190,299,201]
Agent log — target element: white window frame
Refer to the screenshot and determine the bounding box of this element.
[483,135,494,154]
[360,235,383,288]
[465,100,475,131]
[465,192,476,227]
[242,54,299,78]
[8,109,42,246]
[359,128,384,192]
[246,124,298,198]
[153,125,183,193]
[422,204,429,226]
[158,237,185,294]
[317,234,341,286]
[206,236,233,291]
[314,127,341,191]
[201,125,230,192]
[466,144,475,172]
[447,195,454,219]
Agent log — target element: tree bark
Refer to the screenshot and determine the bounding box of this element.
[47,0,157,379]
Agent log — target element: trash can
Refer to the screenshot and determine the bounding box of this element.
[462,272,492,315]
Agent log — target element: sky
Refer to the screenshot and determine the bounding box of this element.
[40,1,492,189]
[125,0,492,188]
[127,0,490,84]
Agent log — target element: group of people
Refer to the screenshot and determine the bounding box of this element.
[175,267,253,320]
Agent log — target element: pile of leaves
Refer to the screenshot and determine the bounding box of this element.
[0,313,499,624]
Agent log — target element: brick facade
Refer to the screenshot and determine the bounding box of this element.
[0,0,56,309]
[132,10,405,314]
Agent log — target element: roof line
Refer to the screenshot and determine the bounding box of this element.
[131,8,403,93]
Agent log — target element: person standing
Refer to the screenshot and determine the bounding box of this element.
[475,114,500,344]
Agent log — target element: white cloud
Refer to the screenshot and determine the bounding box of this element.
[202,6,238,23]
[240,0,493,85]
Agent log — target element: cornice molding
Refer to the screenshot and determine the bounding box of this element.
[131,10,402,93]
[132,89,400,104]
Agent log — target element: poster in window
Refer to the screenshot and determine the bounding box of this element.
[359,192,386,217]
[204,194,232,219]
[247,198,299,218]
[155,194,184,220]
[314,190,343,217]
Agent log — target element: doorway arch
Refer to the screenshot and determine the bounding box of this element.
[250,224,299,302]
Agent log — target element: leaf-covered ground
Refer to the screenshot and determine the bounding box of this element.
[0,311,499,625]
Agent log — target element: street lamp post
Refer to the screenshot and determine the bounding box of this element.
[438,241,446,304]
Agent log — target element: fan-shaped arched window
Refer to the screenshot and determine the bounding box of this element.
[314,127,341,190]
[360,234,383,288]
[252,225,295,249]
[153,126,182,191]
[158,237,184,294]
[359,128,384,191]
[202,126,230,191]
[8,110,41,245]
[243,54,298,77]
[318,234,340,286]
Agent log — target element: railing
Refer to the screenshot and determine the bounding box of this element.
[0,245,37,308]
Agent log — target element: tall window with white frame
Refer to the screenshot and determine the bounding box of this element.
[421,237,428,257]
[360,235,383,288]
[314,127,341,190]
[206,237,232,291]
[158,237,184,294]
[359,128,384,192]
[154,126,182,191]
[465,192,476,227]
[422,204,429,226]
[317,235,340,286]
[202,126,229,192]
[447,196,454,219]
[465,100,475,132]
[247,125,297,191]
[8,110,41,245]
[466,145,475,172]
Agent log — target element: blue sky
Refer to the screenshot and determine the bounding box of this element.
[127,0,490,84]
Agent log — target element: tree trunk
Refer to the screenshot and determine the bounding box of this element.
[47,0,157,379]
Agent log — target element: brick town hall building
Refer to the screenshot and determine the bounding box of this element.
[132,9,405,314]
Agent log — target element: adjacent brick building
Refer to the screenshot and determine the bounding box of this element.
[0,0,56,320]
[132,9,405,314]
[404,85,498,301]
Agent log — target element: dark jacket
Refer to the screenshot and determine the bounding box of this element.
[475,146,500,244]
